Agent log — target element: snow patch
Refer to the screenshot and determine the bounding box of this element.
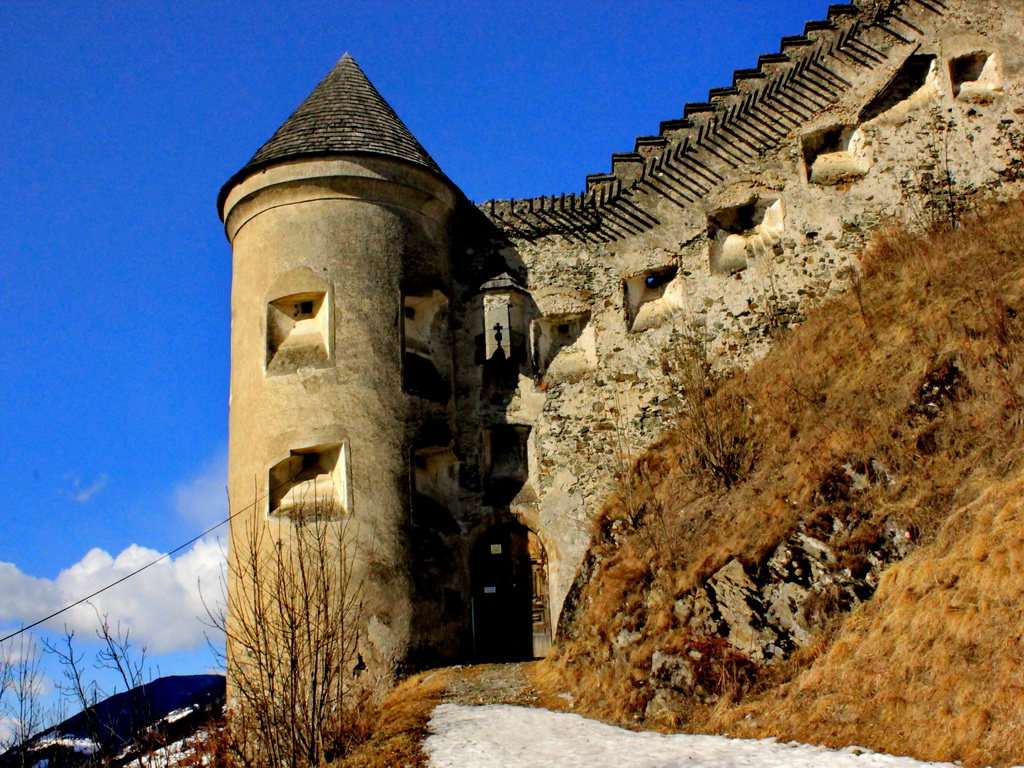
[32,735,97,755]
[164,706,195,724]
[425,704,997,768]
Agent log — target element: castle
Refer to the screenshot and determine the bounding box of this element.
[219,0,1024,684]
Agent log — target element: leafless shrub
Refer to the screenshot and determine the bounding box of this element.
[43,610,157,768]
[44,627,104,760]
[665,324,759,489]
[213,500,367,768]
[0,633,50,765]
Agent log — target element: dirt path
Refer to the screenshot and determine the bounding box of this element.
[437,662,544,707]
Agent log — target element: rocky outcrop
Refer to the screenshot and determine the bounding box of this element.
[645,487,918,711]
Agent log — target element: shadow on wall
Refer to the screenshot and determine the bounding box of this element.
[533,311,593,381]
[403,289,452,403]
[950,51,1001,100]
[482,423,531,506]
[407,421,466,667]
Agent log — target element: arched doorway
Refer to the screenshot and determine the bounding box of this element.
[470,522,552,662]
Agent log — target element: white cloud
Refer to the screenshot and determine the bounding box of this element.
[174,448,228,528]
[0,564,61,622]
[0,538,226,656]
[1,452,231,661]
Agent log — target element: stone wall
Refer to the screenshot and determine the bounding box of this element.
[445,0,1024,637]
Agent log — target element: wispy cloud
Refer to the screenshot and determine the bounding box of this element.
[174,448,227,528]
[62,473,108,503]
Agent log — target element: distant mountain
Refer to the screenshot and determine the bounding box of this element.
[1,674,224,768]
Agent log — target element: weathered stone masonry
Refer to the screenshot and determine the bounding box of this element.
[221,0,1024,686]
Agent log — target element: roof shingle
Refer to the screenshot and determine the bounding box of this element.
[220,54,442,210]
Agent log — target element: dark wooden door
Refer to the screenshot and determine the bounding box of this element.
[470,523,533,662]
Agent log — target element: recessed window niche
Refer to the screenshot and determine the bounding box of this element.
[533,312,594,380]
[264,265,336,378]
[624,266,678,332]
[708,197,785,275]
[265,268,332,375]
[269,443,350,521]
[482,425,531,505]
[411,445,460,534]
[403,290,451,403]
[266,291,330,373]
[950,52,1000,100]
[803,125,871,186]
[859,54,937,123]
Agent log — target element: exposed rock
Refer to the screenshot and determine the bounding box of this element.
[672,595,694,625]
[652,506,921,705]
[644,688,689,720]
[688,586,720,638]
[763,581,812,649]
[651,651,695,692]
[613,630,642,649]
[707,559,775,662]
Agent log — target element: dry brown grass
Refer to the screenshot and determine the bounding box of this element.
[333,662,570,767]
[332,669,449,768]
[550,198,1024,765]
[716,474,1024,765]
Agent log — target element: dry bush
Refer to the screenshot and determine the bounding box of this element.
[0,634,49,765]
[173,717,231,768]
[662,325,760,491]
[549,197,1024,765]
[217,509,368,768]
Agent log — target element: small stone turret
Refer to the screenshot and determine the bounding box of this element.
[219,54,458,683]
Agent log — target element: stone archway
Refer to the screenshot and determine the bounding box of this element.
[470,522,552,662]
[527,529,553,657]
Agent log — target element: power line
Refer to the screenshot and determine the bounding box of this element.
[0,510,234,646]
[1,462,330,646]
[0,474,294,646]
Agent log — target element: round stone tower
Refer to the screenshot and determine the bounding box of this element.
[219,54,458,683]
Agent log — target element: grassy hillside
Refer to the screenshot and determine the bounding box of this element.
[549,199,1024,767]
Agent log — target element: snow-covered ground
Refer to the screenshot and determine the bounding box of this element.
[29,735,97,755]
[425,703,990,768]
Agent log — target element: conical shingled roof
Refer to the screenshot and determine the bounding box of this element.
[220,54,443,212]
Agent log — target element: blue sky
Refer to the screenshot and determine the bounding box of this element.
[0,0,826,711]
